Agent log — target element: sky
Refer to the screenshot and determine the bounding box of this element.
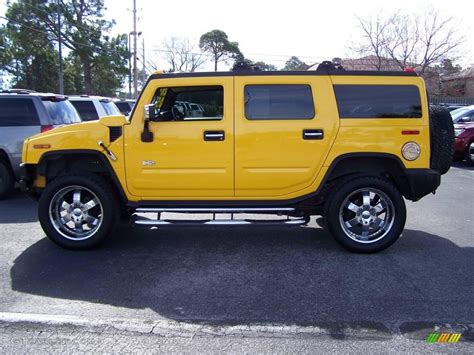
[103,0,474,71]
[0,0,472,72]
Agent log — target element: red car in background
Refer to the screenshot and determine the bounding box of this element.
[451,105,474,165]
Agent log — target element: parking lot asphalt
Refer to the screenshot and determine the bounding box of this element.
[0,163,473,352]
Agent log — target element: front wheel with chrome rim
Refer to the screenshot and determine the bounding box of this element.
[39,175,119,250]
[325,176,406,253]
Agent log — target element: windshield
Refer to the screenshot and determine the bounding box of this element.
[100,101,121,115]
[42,100,82,125]
[451,107,472,122]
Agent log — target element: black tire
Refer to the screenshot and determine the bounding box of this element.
[465,142,474,166]
[429,105,454,175]
[38,174,119,250]
[0,159,15,200]
[324,176,406,253]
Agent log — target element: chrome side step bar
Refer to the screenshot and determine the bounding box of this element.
[132,207,309,227]
[134,217,309,227]
[135,207,295,213]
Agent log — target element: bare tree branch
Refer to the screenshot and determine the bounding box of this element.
[351,9,464,73]
[163,37,206,73]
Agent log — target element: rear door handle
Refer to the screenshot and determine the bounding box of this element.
[204,131,225,141]
[303,129,324,140]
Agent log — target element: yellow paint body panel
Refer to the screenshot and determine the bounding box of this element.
[22,73,430,202]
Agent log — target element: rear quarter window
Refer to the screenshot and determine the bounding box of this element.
[333,85,422,118]
[71,100,99,121]
[0,98,39,126]
[42,100,81,124]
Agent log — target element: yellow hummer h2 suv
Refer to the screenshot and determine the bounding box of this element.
[20,63,454,253]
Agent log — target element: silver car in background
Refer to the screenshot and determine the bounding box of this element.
[0,90,81,199]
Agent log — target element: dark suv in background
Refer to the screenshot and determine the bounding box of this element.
[0,90,81,199]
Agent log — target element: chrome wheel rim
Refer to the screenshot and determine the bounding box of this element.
[49,185,103,241]
[469,142,474,161]
[339,188,395,244]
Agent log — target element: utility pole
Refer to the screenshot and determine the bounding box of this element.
[133,0,138,99]
[142,38,146,75]
[57,0,64,94]
[128,33,132,99]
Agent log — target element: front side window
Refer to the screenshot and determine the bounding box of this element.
[71,101,99,121]
[244,84,315,120]
[151,86,223,121]
[0,98,39,126]
[334,85,422,118]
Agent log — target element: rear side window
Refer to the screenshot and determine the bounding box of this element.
[245,85,314,120]
[71,101,99,121]
[0,98,39,126]
[334,85,422,118]
[42,100,81,124]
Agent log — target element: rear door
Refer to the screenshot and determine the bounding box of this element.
[0,97,41,177]
[234,75,339,197]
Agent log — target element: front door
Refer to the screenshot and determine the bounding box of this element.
[125,77,234,199]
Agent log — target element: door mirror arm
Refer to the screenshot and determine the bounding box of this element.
[142,104,157,143]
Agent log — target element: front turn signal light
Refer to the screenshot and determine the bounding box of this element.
[402,142,420,161]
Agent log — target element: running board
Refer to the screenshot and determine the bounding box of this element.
[135,207,295,213]
[132,207,309,227]
[133,217,309,226]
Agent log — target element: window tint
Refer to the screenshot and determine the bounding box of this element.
[115,102,132,115]
[244,85,314,120]
[100,101,120,115]
[334,85,422,118]
[71,101,99,121]
[0,98,39,126]
[152,86,223,121]
[42,99,81,124]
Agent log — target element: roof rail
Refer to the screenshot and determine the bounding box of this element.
[0,88,37,94]
[316,61,345,72]
[232,61,262,72]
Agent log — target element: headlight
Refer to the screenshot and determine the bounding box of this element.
[454,129,464,137]
[402,142,421,161]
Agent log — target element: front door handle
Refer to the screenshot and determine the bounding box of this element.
[303,129,324,140]
[204,131,225,141]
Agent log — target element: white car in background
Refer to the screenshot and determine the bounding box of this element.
[69,96,121,121]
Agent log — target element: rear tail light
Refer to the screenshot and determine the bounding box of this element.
[41,125,54,133]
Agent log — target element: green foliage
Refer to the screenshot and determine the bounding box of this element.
[199,30,241,71]
[253,61,278,71]
[0,1,58,92]
[282,56,310,71]
[0,0,128,96]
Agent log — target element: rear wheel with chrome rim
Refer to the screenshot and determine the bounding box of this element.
[39,175,118,249]
[325,176,406,253]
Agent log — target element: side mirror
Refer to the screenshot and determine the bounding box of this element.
[142,104,156,143]
[144,104,160,121]
[460,116,471,122]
